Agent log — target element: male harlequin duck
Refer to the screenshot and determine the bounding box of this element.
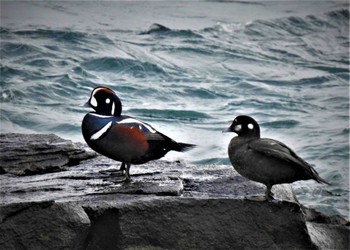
[82,87,195,181]
[224,115,330,201]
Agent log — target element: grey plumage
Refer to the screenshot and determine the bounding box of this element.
[225,115,330,201]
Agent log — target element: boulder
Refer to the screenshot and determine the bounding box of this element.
[0,133,348,249]
[0,201,90,249]
[0,133,95,175]
[81,197,314,250]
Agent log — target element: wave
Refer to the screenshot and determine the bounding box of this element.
[326,9,349,20]
[127,108,212,121]
[81,57,167,77]
[0,66,31,81]
[14,29,88,44]
[140,23,202,38]
[262,120,300,129]
[210,9,349,37]
[0,1,348,221]
[1,42,43,57]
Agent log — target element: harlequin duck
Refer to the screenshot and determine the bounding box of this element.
[82,87,196,181]
[224,115,330,201]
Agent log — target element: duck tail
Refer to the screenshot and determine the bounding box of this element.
[311,167,331,185]
[176,142,197,152]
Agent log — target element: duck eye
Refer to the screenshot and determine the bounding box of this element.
[248,123,254,129]
[105,98,110,104]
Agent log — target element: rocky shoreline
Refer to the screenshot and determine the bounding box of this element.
[0,133,348,249]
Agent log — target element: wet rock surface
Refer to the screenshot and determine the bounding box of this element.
[0,133,348,249]
[0,133,96,175]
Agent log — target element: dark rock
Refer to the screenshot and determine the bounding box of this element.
[0,133,96,175]
[306,222,350,250]
[303,206,350,226]
[303,206,350,249]
[0,133,348,249]
[0,154,185,205]
[0,201,90,249]
[81,197,315,250]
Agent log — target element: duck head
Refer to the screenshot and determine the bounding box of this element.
[85,87,122,116]
[224,115,260,138]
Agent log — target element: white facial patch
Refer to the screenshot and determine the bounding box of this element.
[118,118,156,133]
[106,98,110,104]
[90,121,112,140]
[234,124,242,132]
[248,123,254,129]
[90,88,102,107]
[90,96,97,107]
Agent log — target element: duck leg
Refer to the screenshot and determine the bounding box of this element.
[119,162,126,172]
[265,184,274,201]
[125,162,131,182]
[100,162,125,177]
[246,184,275,202]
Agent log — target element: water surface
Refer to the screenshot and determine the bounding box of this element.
[1,1,349,219]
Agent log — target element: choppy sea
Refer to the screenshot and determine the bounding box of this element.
[1,1,349,220]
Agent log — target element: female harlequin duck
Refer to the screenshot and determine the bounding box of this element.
[224,115,330,201]
[82,87,195,181]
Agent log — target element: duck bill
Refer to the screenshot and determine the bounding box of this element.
[82,101,91,108]
[222,127,232,133]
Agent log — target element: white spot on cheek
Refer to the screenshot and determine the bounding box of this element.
[234,124,242,132]
[248,123,254,129]
[106,98,110,104]
[90,96,97,107]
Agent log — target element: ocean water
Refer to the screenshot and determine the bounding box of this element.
[1,1,349,219]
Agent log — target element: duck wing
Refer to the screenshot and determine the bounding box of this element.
[248,139,305,166]
[248,138,329,184]
[118,116,195,152]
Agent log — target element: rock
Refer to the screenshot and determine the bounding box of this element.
[304,206,350,250]
[81,197,315,250]
[0,201,90,249]
[0,133,96,175]
[306,222,350,250]
[0,154,185,205]
[0,133,348,249]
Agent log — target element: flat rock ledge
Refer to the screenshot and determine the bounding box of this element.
[0,133,348,250]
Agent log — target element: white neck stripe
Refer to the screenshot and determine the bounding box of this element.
[90,121,113,140]
[111,101,115,115]
[90,113,113,118]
